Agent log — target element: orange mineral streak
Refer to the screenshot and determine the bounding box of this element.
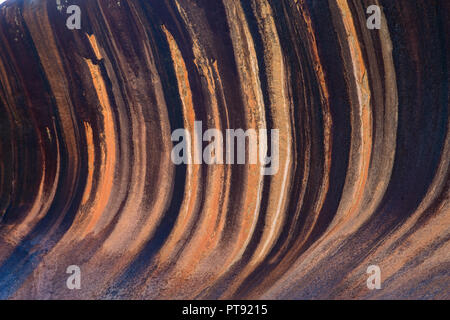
[81,59,116,236]
[162,19,230,295]
[156,25,201,265]
[93,2,174,258]
[180,59,229,265]
[154,0,263,298]
[81,121,95,206]
[87,34,103,61]
[92,1,149,252]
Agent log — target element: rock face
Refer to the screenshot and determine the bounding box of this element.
[0,0,448,299]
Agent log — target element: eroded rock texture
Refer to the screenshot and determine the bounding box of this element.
[0,0,448,299]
